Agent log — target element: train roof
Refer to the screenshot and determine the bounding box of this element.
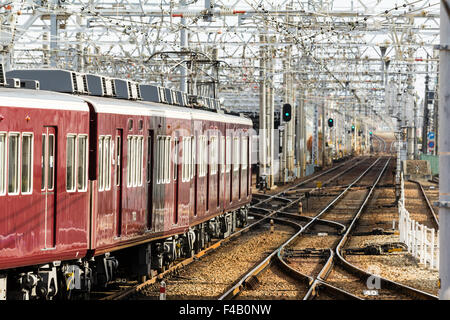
[0,86,252,127]
[84,95,252,126]
[0,87,90,112]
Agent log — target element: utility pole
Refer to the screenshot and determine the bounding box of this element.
[259,33,267,184]
[422,56,430,154]
[180,0,188,93]
[322,100,326,167]
[50,0,59,67]
[439,0,450,300]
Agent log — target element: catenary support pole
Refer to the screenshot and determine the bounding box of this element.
[439,0,450,300]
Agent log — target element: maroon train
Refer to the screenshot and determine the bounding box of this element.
[0,69,252,299]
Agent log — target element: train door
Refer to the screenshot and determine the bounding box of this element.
[218,135,223,208]
[41,126,56,249]
[173,137,179,224]
[115,129,123,237]
[147,130,154,230]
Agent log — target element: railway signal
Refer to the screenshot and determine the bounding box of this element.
[328,118,334,128]
[351,125,355,132]
[282,103,292,122]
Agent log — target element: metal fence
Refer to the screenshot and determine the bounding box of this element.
[398,173,439,269]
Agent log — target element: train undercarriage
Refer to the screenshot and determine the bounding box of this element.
[0,206,249,300]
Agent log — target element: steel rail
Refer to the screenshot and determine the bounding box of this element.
[409,179,439,229]
[373,134,387,153]
[303,158,391,299]
[332,158,437,300]
[218,157,382,300]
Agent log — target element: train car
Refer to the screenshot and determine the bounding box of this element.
[0,88,91,299]
[0,68,253,300]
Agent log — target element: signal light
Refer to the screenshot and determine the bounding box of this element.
[351,125,355,132]
[282,103,292,122]
[328,118,334,128]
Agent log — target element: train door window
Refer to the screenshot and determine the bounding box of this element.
[104,136,111,190]
[41,134,46,191]
[146,135,151,184]
[210,136,218,175]
[226,136,231,173]
[220,136,225,174]
[116,135,122,186]
[8,133,20,195]
[47,134,55,190]
[233,137,240,171]
[190,136,195,179]
[0,133,6,195]
[66,135,76,192]
[173,138,179,181]
[242,136,248,171]
[99,136,105,191]
[77,135,88,191]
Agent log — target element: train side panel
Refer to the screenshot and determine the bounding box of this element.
[0,97,90,270]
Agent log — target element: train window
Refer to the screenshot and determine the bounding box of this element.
[47,134,55,190]
[156,136,163,184]
[66,135,76,192]
[8,133,20,195]
[117,136,122,186]
[181,137,187,182]
[226,136,231,173]
[210,136,218,175]
[0,133,6,195]
[99,136,105,191]
[220,136,225,174]
[131,137,137,187]
[127,136,132,187]
[128,119,133,131]
[198,135,207,177]
[156,135,171,184]
[233,137,240,171]
[190,136,195,179]
[127,135,143,187]
[164,136,171,183]
[146,135,151,184]
[137,136,144,186]
[77,135,88,191]
[242,136,248,171]
[21,134,33,194]
[104,136,111,190]
[182,136,191,182]
[41,135,46,191]
[173,138,178,181]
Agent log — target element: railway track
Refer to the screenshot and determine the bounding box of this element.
[97,156,367,300]
[219,157,438,300]
[218,157,382,300]
[409,179,439,229]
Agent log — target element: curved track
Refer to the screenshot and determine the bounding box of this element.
[219,157,438,300]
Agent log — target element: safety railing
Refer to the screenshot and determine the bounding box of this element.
[398,173,439,270]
